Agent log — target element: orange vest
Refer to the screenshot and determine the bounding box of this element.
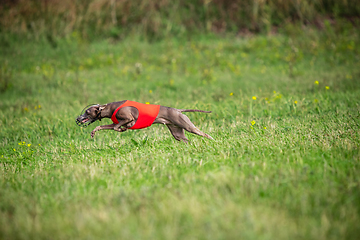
[111,100,160,129]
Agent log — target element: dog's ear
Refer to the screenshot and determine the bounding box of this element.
[95,105,104,121]
[94,104,101,113]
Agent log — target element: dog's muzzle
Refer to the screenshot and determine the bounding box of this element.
[76,116,96,128]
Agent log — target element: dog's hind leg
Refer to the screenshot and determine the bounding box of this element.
[166,124,189,143]
[171,113,213,140]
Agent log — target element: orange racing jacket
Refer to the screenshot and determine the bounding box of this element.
[111,100,160,129]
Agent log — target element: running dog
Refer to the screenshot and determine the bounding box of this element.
[76,100,213,143]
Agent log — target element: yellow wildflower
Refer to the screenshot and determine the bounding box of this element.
[252,96,257,100]
[315,81,319,85]
[263,127,267,129]
[251,120,256,125]
[149,90,152,94]
[27,144,31,147]
[273,91,276,94]
[325,86,329,90]
[229,92,233,96]
[145,102,150,104]
[294,101,298,104]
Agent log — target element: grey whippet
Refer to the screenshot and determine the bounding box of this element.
[76,100,213,143]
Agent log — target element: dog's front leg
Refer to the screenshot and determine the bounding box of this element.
[112,118,135,133]
[91,124,116,138]
[91,119,134,138]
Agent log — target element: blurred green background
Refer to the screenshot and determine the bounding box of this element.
[1,0,360,41]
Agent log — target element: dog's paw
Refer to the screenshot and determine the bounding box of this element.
[120,127,128,132]
[91,131,96,138]
[114,127,127,133]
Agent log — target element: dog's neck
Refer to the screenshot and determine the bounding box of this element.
[99,104,113,119]
[97,101,128,120]
[98,101,128,120]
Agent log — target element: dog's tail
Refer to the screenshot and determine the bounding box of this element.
[179,109,212,113]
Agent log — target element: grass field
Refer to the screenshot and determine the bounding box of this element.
[1,25,360,239]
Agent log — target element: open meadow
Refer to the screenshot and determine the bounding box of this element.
[1,23,360,239]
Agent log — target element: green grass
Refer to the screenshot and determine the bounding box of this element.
[1,26,360,239]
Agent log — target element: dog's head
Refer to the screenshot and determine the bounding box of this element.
[76,104,104,127]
